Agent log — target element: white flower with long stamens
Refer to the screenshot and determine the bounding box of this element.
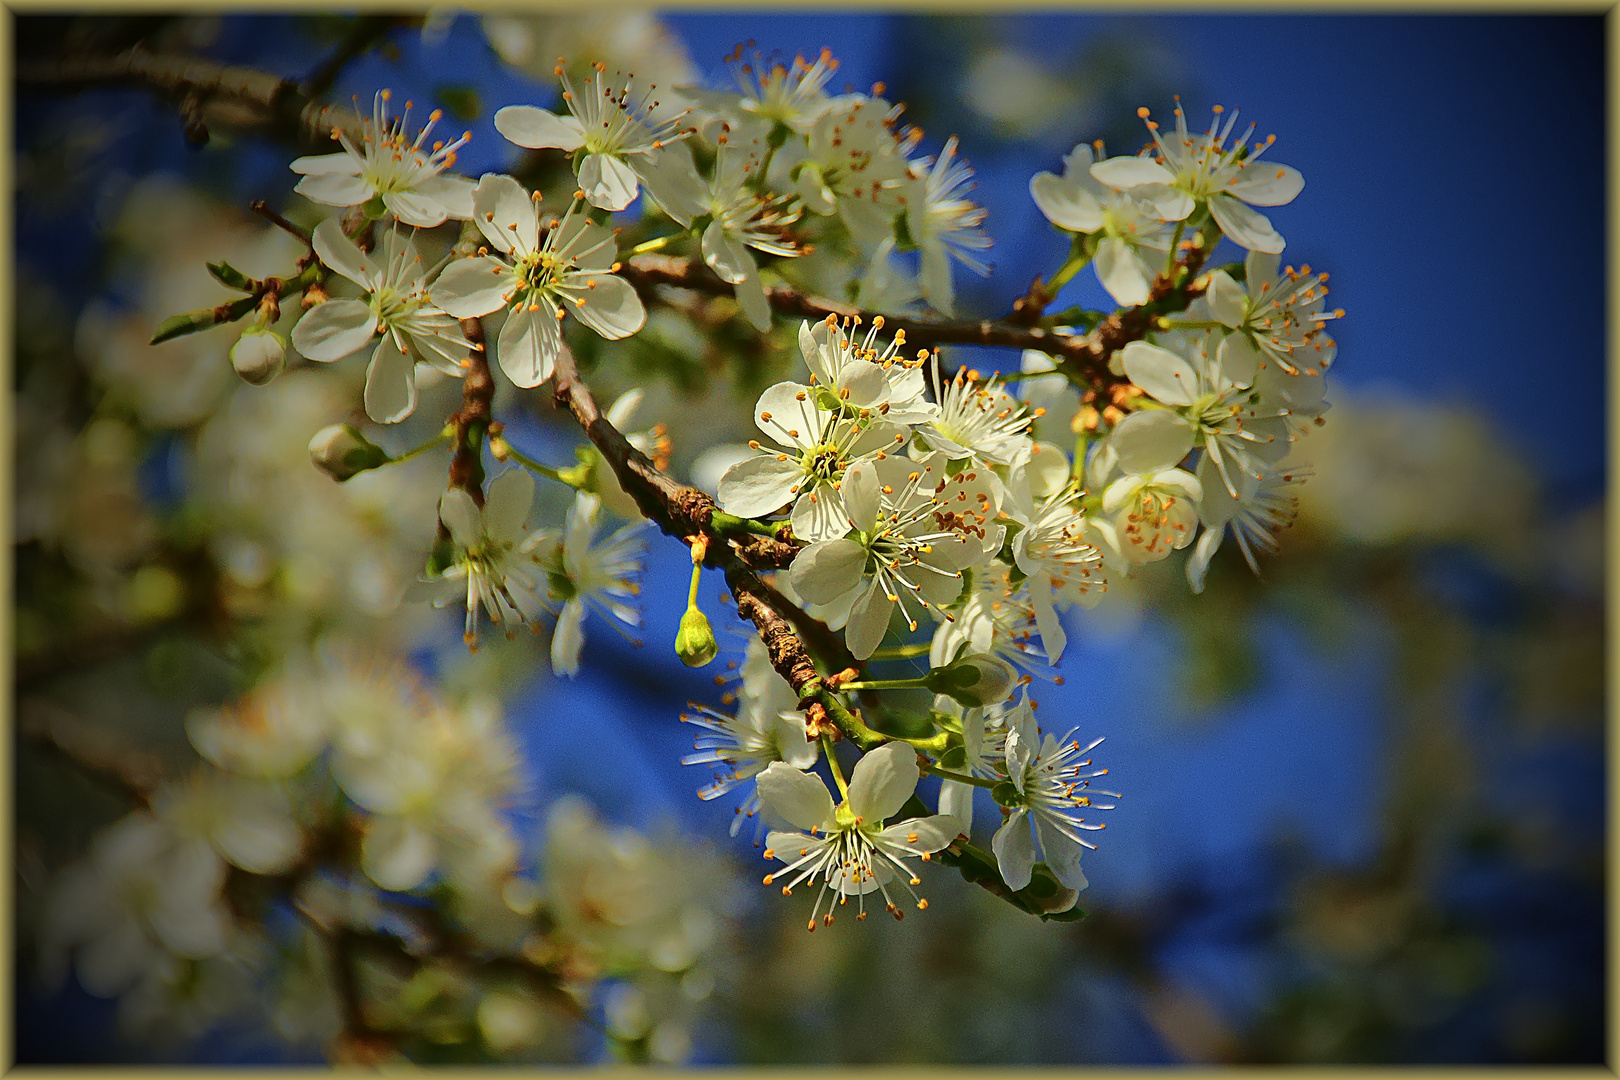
[1102,465,1202,566]
[1030,142,1175,307]
[697,126,804,331]
[718,380,907,543]
[494,60,697,212]
[757,741,957,928]
[290,90,474,228]
[1008,443,1106,662]
[1204,248,1341,377]
[856,236,924,315]
[789,452,1004,659]
[903,136,992,316]
[1111,334,1293,499]
[917,365,1036,467]
[682,45,850,135]
[531,491,648,678]
[789,96,914,250]
[410,469,553,648]
[682,639,819,838]
[292,220,466,423]
[1186,456,1307,593]
[931,563,1052,680]
[1090,99,1304,254]
[431,174,645,388]
[991,697,1116,893]
[801,315,937,425]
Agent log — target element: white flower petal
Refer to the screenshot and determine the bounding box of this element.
[1034,812,1089,891]
[498,305,561,388]
[992,812,1036,891]
[717,455,801,518]
[840,458,881,535]
[1227,162,1304,207]
[701,219,753,284]
[363,336,417,423]
[1109,408,1195,474]
[1121,340,1199,405]
[382,189,449,228]
[1207,194,1285,254]
[569,275,645,340]
[493,105,586,151]
[290,152,362,176]
[484,468,535,543]
[788,538,868,605]
[432,256,512,318]
[362,817,436,892]
[790,484,851,544]
[1217,332,1262,389]
[579,153,640,212]
[551,598,586,677]
[1203,270,1248,328]
[290,299,377,362]
[312,218,380,288]
[1093,236,1152,307]
[734,268,772,333]
[844,576,893,660]
[846,740,919,824]
[1089,155,1176,191]
[938,780,974,835]
[295,171,375,208]
[1029,170,1106,233]
[756,761,835,831]
[414,174,476,220]
[473,173,538,254]
[439,488,483,549]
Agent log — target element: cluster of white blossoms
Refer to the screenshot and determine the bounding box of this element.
[145,36,1339,944]
[36,644,730,1059]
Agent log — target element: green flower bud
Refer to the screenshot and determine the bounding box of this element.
[308,423,388,482]
[675,605,719,668]
[924,652,1019,708]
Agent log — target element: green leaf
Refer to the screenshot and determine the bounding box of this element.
[206,261,255,291]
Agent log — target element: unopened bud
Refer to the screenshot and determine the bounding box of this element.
[924,652,1018,708]
[675,605,719,668]
[308,423,388,482]
[230,326,286,386]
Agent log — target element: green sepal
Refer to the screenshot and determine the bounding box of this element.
[206,261,255,291]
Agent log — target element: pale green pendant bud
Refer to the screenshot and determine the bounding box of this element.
[308,423,388,482]
[675,605,719,668]
[230,326,286,385]
[924,652,1019,708]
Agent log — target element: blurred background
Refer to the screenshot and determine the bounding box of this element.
[12,10,1606,1064]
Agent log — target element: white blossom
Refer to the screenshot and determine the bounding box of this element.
[431,174,645,387]
[1030,142,1174,306]
[1007,442,1106,661]
[292,220,467,423]
[1091,100,1303,254]
[1204,248,1340,377]
[681,45,850,135]
[493,61,696,213]
[717,379,907,543]
[409,468,553,646]
[788,452,1004,659]
[531,491,648,677]
[903,136,992,315]
[1186,456,1306,592]
[757,741,957,926]
[916,366,1035,467]
[990,697,1115,893]
[290,90,474,227]
[694,125,803,331]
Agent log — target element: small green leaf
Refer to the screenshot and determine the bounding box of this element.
[207,261,255,291]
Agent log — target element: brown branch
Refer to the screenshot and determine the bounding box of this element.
[16,45,340,151]
[620,245,1215,396]
[17,699,163,809]
[444,317,495,523]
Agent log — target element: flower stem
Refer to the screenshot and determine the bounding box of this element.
[822,734,849,799]
[1164,220,1187,276]
[496,439,585,489]
[839,676,931,692]
[686,560,703,609]
[924,765,998,789]
[386,427,453,465]
[710,511,788,538]
[1045,244,1092,296]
